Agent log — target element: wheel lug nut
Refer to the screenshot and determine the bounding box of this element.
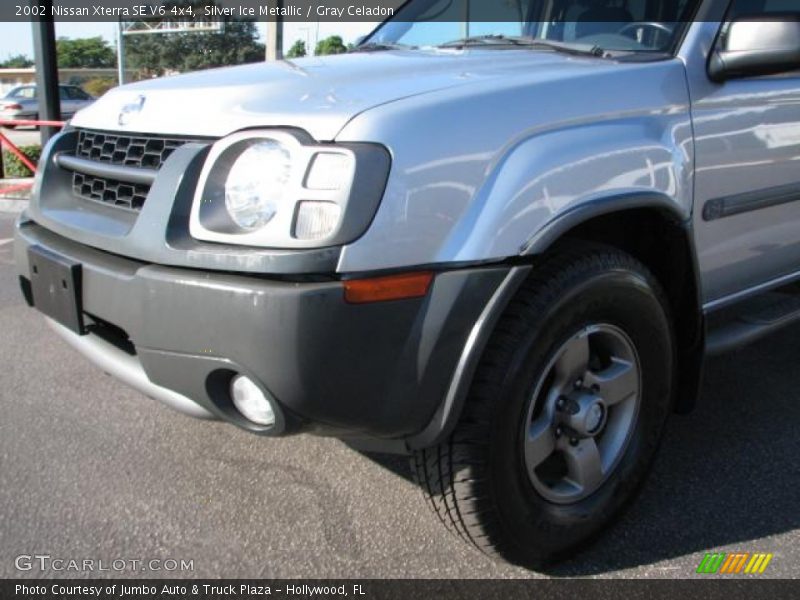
[556,397,566,410]
[555,426,563,438]
[574,379,583,389]
[569,438,579,446]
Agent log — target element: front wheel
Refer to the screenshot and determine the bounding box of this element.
[413,244,675,568]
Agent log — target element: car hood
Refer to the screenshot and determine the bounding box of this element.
[70,49,606,141]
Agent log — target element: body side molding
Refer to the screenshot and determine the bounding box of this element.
[702,181,800,221]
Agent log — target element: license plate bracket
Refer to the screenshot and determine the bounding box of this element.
[28,245,86,335]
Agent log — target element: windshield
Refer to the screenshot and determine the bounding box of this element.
[365,0,699,54]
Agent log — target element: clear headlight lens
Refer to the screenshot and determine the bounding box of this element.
[224,141,291,230]
[190,130,390,249]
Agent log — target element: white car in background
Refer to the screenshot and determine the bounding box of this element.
[0,84,95,127]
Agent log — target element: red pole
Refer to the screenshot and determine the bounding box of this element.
[0,118,66,184]
[0,181,34,196]
[0,131,38,174]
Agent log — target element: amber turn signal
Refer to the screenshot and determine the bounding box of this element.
[344,272,435,304]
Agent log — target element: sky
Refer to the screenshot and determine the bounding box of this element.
[0,21,378,62]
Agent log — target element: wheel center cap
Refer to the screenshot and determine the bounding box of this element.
[561,393,607,438]
[585,402,605,434]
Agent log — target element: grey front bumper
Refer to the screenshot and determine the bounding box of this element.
[15,215,512,443]
[44,317,213,419]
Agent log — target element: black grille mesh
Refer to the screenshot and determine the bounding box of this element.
[72,172,150,212]
[71,129,207,211]
[76,129,192,170]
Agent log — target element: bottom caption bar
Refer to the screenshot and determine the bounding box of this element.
[3,580,799,600]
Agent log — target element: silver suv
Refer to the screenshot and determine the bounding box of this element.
[14,0,800,568]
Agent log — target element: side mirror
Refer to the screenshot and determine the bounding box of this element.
[709,17,800,82]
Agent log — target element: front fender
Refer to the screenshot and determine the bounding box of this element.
[336,58,693,273]
[443,118,694,261]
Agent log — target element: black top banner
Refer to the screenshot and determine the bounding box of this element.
[6,0,405,23]
[2,0,713,23]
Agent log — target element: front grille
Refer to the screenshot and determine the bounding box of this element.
[70,129,208,212]
[73,172,150,212]
[76,129,194,170]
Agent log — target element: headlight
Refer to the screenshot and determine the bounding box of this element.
[224,141,291,230]
[189,130,390,249]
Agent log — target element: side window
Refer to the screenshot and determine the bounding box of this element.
[728,0,800,17]
[67,87,89,100]
[58,87,68,100]
[11,87,35,99]
[763,1,800,11]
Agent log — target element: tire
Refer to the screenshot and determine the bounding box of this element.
[413,243,675,568]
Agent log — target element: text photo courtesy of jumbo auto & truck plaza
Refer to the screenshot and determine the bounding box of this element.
[1,0,800,598]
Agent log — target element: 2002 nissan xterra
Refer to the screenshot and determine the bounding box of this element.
[14,0,800,568]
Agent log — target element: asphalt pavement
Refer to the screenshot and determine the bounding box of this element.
[0,212,798,579]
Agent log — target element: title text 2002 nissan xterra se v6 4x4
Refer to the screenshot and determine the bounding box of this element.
[14,0,800,568]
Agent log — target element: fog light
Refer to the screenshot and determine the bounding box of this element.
[230,375,275,426]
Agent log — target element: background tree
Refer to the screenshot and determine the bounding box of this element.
[126,20,265,76]
[82,77,117,97]
[315,36,347,56]
[123,34,163,78]
[0,54,34,68]
[56,37,116,68]
[286,39,307,58]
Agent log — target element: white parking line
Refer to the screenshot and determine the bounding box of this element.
[0,239,13,247]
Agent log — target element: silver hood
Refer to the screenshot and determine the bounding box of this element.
[70,49,589,141]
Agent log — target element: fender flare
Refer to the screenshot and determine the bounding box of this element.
[521,191,690,255]
[406,192,703,450]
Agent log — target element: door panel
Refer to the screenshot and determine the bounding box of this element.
[689,2,800,304]
[692,78,800,301]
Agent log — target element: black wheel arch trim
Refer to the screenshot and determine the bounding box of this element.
[407,192,706,450]
[520,191,690,256]
[406,265,533,450]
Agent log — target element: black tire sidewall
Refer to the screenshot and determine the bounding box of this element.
[489,267,673,564]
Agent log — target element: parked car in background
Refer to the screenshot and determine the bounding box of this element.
[0,84,94,127]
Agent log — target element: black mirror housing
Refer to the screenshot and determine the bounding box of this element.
[709,16,800,82]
